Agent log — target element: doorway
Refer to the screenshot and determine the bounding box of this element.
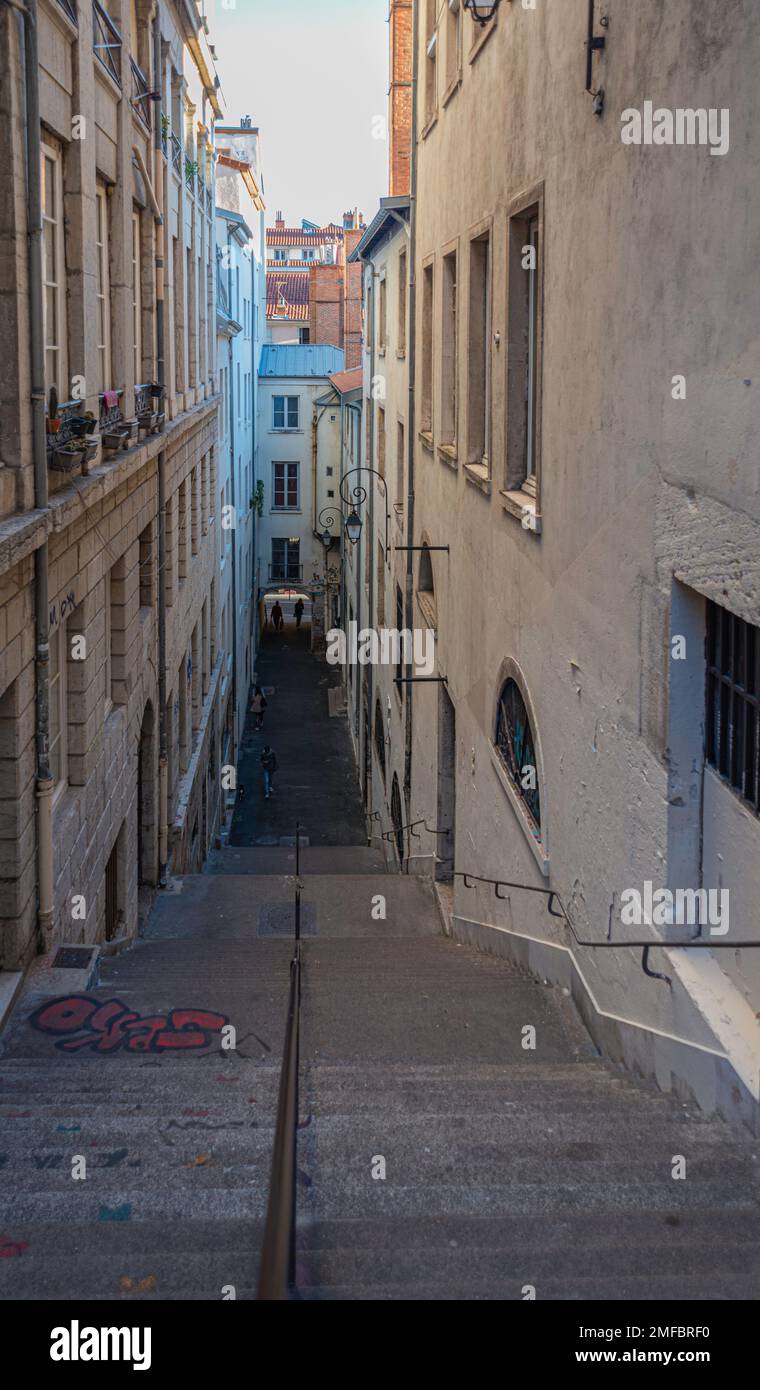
[436,683,456,881]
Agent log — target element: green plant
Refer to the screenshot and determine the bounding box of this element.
[252,480,264,517]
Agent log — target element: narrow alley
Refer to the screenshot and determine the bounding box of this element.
[1,626,759,1302]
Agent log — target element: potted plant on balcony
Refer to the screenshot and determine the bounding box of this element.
[46,386,60,435]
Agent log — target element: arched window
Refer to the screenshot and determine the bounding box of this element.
[374,699,386,785]
[495,678,541,831]
[417,542,437,628]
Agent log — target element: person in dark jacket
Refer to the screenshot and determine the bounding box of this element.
[294,598,305,629]
[261,746,278,799]
[271,601,284,631]
[251,685,267,729]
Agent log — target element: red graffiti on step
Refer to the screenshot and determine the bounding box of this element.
[0,1235,29,1258]
[29,995,228,1055]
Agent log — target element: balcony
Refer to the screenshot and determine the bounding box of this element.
[135,382,165,436]
[130,57,152,131]
[99,390,136,452]
[46,399,97,474]
[170,132,182,179]
[93,0,122,86]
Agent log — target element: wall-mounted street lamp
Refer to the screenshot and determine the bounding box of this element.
[339,467,391,552]
[317,507,338,550]
[464,0,502,26]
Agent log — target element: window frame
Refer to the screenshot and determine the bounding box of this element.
[273,394,300,431]
[272,460,300,511]
[41,141,68,401]
[706,600,760,816]
[49,620,67,790]
[131,208,142,385]
[503,184,545,528]
[95,184,112,395]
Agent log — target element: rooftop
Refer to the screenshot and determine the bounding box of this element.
[259,344,345,379]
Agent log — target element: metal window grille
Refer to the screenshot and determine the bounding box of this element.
[706,600,760,814]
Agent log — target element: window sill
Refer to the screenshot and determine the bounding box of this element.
[489,744,549,879]
[270,428,302,435]
[270,508,302,515]
[438,444,458,470]
[396,349,407,360]
[419,430,434,453]
[501,488,542,534]
[464,461,491,496]
[377,347,387,358]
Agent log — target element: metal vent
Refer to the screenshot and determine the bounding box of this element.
[52,946,95,970]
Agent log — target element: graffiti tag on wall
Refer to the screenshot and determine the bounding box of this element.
[29,995,228,1055]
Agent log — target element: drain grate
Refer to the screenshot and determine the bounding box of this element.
[258,903,317,937]
[52,946,95,970]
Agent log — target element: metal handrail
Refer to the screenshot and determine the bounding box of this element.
[257,825,303,1300]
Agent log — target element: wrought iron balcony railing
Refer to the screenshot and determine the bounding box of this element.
[130,57,152,130]
[93,0,122,85]
[170,132,182,178]
[56,0,78,23]
[269,564,304,582]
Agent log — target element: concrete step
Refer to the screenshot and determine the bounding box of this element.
[144,875,440,941]
[204,845,391,876]
[299,1272,758,1300]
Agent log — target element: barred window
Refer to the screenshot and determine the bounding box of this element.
[495,678,541,831]
[706,600,759,814]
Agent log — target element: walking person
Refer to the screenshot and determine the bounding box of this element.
[261,745,278,799]
[251,685,267,730]
[294,598,305,629]
[271,601,284,632]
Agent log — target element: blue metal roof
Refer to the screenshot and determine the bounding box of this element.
[259,344,345,378]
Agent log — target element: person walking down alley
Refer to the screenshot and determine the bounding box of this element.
[294,598,305,629]
[271,601,284,631]
[252,685,267,730]
[261,745,278,799]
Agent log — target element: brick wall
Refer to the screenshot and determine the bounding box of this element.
[389,0,413,197]
[310,264,343,349]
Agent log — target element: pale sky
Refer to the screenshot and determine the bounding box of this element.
[210,0,389,229]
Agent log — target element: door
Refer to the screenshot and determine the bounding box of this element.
[105,840,118,942]
[436,684,456,881]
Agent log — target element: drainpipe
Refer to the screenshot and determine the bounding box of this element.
[152,13,169,886]
[403,0,420,811]
[365,260,377,786]
[9,0,55,944]
[227,271,238,761]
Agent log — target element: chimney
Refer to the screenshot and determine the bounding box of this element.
[275,210,285,230]
[241,114,252,129]
[388,0,412,196]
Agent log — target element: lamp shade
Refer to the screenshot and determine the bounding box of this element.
[345,510,363,546]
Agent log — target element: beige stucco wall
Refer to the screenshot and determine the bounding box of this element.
[407,0,760,1118]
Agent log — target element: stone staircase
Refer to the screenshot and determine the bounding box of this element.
[1,857,759,1300]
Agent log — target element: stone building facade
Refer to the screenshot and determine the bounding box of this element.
[0,0,227,973]
[403,0,760,1123]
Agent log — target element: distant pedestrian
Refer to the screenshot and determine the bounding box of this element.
[237,783,245,803]
[271,601,284,631]
[251,685,267,730]
[294,598,305,629]
[261,746,278,799]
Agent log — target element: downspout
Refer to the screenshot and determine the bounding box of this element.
[404,0,419,810]
[12,0,55,945]
[153,12,169,886]
[365,260,377,792]
[228,305,238,761]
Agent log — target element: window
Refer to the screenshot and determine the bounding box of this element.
[378,275,387,351]
[271,537,300,580]
[377,406,386,478]
[467,231,490,471]
[446,0,462,91]
[507,202,542,495]
[377,540,386,625]
[397,420,405,510]
[398,247,407,355]
[441,248,458,449]
[424,0,437,125]
[139,523,153,608]
[374,699,386,785]
[273,249,286,262]
[273,461,299,510]
[104,569,113,715]
[42,144,67,399]
[131,210,142,384]
[421,261,434,436]
[49,623,66,786]
[273,395,299,430]
[95,187,112,395]
[299,326,310,344]
[395,584,404,695]
[706,601,760,814]
[495,679,541,831]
